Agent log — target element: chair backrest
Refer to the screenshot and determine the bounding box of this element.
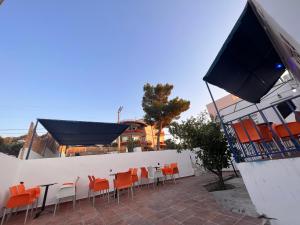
[140,167,148,178]
[232,119,261,143]
[6,193,32,208]
[88,176,93,183]
[170,163,179,174]
[275,122,300,138]
[57,185,76,198]
[17,184,26,193]
[257,124,273,142]
[129,168,138,176]
[9,185,19,196]
[170,163,177,168]
[115,171,132,187]
[147,166,155,178]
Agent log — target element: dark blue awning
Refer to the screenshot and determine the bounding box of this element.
[203,2,285,103]
[38,119,129,146]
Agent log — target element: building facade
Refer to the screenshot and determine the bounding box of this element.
[119,119,165,151]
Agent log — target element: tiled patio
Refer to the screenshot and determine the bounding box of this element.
[4,174,262,225]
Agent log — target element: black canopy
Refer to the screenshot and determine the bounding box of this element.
[203,2,285,103]
[38,119,129,146]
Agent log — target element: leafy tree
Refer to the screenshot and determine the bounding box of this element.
[142,83,190,150]
[126,137,139,152]
[169,113,231,189]
[0,136,23,157]
[165,139,178,149]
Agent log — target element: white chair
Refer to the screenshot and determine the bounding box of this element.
[147,166,164,187]
[53,177,79,216]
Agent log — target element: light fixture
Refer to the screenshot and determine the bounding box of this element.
[275,63,284,70]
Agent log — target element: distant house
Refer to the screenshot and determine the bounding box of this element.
[119,119,165,151]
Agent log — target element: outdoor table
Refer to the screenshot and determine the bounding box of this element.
[34,182,57,218]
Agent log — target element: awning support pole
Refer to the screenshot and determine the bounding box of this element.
[205,82,237,161]
[25,120,39,160]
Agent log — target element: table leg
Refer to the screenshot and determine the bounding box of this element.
[34,186,49,218]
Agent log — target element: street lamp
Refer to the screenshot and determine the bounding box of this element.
[117,106,123,151]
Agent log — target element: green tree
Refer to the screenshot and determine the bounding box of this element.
[142,83,190,150]
[169,113,231,189]
[126,137,139,152]
[165,139,178,149]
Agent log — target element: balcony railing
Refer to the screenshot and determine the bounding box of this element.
[221,94,300,162]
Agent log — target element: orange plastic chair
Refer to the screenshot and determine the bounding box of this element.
[141,167,151,187]
[88,175,110,206]
[91,179,109,207]
[88,175,106,197]
[129,168,139,187]
[275,122,300,139]
[257,124,273,142]
[10,184,41,213]
[162,165,177,184]
[114,171,133,204]
[1,192,35,225]
[232,119,262,143]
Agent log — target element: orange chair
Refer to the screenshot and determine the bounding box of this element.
[170,163,179,183]
[274,122,300,139]
[129,168,139,187]
[87,175,106,199]
[140,167,148,186]
[88,176,109,206]
[232,119,275,157]
[1,192,35,225]
[17,184,41,205]
[114,171,133,204]
[162,165,176,184]
[232,119,262,143]
[9,184,41,213]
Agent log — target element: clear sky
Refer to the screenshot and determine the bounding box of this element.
[0,0,247,137]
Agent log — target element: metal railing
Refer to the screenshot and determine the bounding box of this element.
[223,94,300,162]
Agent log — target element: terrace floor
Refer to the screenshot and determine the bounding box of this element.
[4,174,263,225]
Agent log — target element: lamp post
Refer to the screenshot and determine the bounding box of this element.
[117,106,123,151]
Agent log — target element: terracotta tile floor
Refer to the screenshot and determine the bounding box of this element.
[3,174,263,225]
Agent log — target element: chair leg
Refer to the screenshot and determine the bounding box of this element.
[35,199,39,211]
[1,208,6,225]
[73,196,76,209]
[117,189,120,204]
[6,208,12,221]
[88,189,90,200]
[130,187,133,200]
[93,192,95,207]
[24,205,30,224]
[107,189,110,203]
[53,199,59,216]
[30,203,34,218]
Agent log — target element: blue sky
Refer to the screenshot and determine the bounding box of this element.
[0,0,247,136]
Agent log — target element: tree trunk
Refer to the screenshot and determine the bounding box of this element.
[217,171,225,190]
[156,122,162,151]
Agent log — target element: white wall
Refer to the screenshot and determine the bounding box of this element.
[19,147,60,160]
[0,153,21,208]
[0,150,194,210]
[237,158,300,225]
